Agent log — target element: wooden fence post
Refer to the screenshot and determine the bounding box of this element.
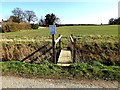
[59,34,61,52]
[73,38,76,63]
[71,34,73,39]
[52,34,56,64]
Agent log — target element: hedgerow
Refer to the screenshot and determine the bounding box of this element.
[2,22,32,33]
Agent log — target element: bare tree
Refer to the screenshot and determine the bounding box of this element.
[12,7,24,22]
[24,10,38,23]
[39,16,46,26]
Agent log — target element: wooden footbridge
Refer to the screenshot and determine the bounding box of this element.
[22,34,83,66]
[50,34,78,66]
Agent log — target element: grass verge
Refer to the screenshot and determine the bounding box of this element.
[1,60,120,81]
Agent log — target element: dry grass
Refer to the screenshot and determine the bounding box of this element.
[2,42,52,64]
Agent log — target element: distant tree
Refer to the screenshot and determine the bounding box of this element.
[117,17,120,24]
[12,7,24,22]
[39,17,46,26]
[114,19,118,25]
[24,10,38,23]
[108,17,120,25]
[44,13,60,26]
[55,17,60,25]
[114,17,120,25]
[109,18,114,25]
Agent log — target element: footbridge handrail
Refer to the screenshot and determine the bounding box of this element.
[55,35,62,44]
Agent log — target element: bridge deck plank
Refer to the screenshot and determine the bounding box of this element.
[57,49,72,66]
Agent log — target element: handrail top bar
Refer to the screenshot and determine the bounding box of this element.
[70,35,74,42]
[55,35,62,44]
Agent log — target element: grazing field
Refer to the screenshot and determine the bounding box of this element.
[1,25,118,42]
[56,25,118,36]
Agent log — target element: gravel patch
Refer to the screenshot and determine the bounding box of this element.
[2,76,118,88]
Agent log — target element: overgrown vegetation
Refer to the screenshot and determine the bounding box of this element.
[2,41,52,63]
[2,22,32,33]
[1,22,40,33]
[2,40,119,66]
[1,60,120,80]
[74,41,119,66]
[31,24,39,29]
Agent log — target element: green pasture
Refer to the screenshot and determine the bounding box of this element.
[1,25,118,40]
[56,25,118,36]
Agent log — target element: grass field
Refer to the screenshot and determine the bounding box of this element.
[1,25,118,42]
[57,25,118,36]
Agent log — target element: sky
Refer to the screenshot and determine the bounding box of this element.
[0,0,119,24]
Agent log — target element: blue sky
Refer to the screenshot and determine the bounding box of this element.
[0,1,119,24]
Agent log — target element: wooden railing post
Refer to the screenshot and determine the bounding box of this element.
[73,38,76,63]
[71,34,73,39]
[59,34,61,52]
[70,34,74,44]
[52,34,56,64]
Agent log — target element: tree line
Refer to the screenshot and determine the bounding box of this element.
[7,7,60,26]
[4,7,120,26]
[108,17,120,25]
